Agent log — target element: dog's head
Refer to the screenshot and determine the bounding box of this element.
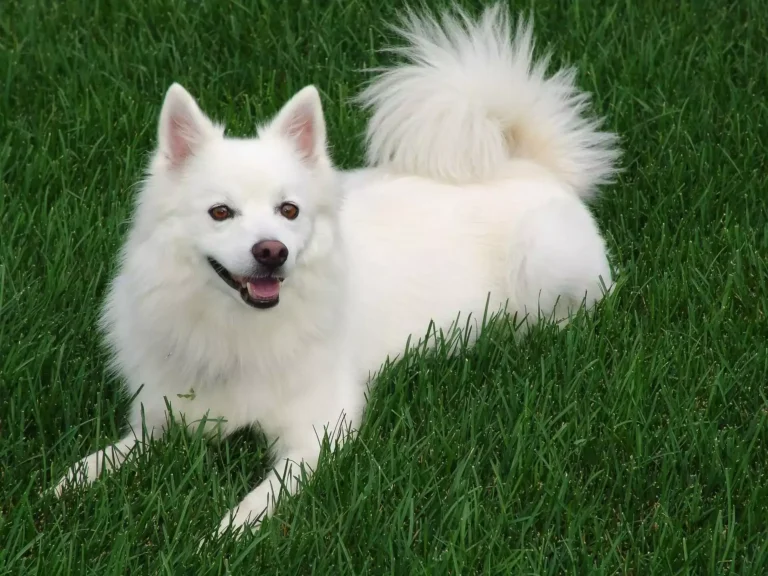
[139,83,339,310]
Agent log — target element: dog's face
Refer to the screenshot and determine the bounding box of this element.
[142,84,338,310]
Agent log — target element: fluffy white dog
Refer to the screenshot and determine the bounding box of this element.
[54,4,619,539]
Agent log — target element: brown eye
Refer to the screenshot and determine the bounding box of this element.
[279,202,299,220]
[209,205,232,221]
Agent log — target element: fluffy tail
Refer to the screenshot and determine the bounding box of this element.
[357,4,621,199]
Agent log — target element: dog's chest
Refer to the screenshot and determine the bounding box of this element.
[154,337,347,436]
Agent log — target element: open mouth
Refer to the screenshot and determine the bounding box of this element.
[207,258,283,309]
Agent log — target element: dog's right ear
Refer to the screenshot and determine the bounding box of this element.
[158,83,217,168]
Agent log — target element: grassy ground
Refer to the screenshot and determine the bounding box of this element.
[1,0,767,573]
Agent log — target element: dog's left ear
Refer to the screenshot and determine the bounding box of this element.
[270,86,327,165]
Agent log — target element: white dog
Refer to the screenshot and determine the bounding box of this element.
[53,4,619,540]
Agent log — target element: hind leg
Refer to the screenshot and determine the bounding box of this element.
[512,198,612,327]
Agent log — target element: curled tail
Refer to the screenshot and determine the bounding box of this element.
[357,3,621,199]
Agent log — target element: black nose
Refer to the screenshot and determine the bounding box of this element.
[251,240,289,269]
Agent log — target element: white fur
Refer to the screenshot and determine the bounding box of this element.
[357,3,620,198]
[54,4,619,541]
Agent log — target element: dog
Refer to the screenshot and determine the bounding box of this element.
[53,3,619,540]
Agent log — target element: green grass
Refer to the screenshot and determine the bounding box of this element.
[1,0,767,573]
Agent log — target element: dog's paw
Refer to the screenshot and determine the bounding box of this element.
[197,505,264,552]
[51,452,103,497]
[217,503,264,538]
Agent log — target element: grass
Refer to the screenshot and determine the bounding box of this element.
[1,0,767,573]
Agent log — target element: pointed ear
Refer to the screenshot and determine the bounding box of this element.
[158,83,217,167]
[269,86,327,164]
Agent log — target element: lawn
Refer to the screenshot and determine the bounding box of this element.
[1,0,767,573]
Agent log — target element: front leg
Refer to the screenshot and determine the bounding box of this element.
[209,363,364,542]
[52,406,166,497]
[53,432,144,497]
[212,411,358,541]
[215,442,320,538]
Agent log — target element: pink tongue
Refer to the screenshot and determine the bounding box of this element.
[247,278,280,300]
